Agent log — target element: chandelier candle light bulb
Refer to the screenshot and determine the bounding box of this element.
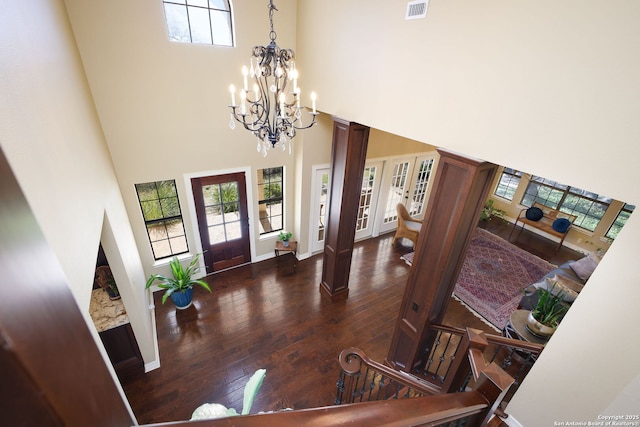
[229,84,236,106]
[227,0,317,157]
[242,66,249,91]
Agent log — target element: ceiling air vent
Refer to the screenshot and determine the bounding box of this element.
[405,0,429,20]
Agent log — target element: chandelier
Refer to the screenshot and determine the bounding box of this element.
[228,0,317,157]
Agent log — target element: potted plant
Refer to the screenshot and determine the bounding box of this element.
[526,282,569,337]
[480,199,506,222]
[145,254,211,309]
[106,278,120,301]
[278,230,293,247]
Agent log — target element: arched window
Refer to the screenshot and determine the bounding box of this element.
[162,0,234,47]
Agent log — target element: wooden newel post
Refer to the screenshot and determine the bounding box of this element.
[442,328,488,393]
[337,347,365,404]
[472,363,515,426]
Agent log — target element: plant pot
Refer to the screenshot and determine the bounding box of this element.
[525,311,556,338]
[171,288,193,310]
[282,240,289,247]
[105,287,121,301]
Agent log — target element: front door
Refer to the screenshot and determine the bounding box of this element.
[191,172,251,273]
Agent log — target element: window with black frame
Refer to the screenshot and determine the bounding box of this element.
[162,0,233,46]
[606,204,635,239]
[135,180,189,260]
[257,167,284,235]
[494,168,523,201]
[521,176,611,232]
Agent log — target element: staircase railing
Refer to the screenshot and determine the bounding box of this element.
[335,328,517,426]
[140,393,491,426]
[417,324,544,401]
[335,346,440,404]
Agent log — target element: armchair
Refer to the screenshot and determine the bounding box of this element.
[392,203,423,247]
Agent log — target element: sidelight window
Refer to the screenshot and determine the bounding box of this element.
[135,180,189,260]
[257,167,284,235]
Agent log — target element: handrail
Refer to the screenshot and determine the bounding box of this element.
[138,391,489,427]
[429,323,544,355]
[338,346,440,396]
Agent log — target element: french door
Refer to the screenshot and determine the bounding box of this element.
[376,154,437,234]
[354,161,383,241]
[309,153,437,252]
[191,172,251,273]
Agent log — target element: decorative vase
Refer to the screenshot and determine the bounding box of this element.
[171,288,193,310]
[525,311,555,338]
[282,240,289,247]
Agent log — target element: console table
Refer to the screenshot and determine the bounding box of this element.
[274,240,297,267]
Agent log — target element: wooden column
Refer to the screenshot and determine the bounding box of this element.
[320,118,370,300]
[386,149,497,371]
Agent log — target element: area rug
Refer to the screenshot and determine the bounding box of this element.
[401,227,555,330]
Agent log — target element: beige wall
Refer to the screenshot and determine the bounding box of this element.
[298,0,640,423]
[63,0,306,273]
[0,0,155,419]
[367,129,437,159]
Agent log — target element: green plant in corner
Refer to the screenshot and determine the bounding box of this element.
[278,230,292,241]
[532,282,569,328]
[480,199,506,222]
[145,254,211,304]
[107,278,119,297]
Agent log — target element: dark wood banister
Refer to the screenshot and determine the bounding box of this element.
[339,346,441,396]
[430,323,545,354]
[139,392,489,427]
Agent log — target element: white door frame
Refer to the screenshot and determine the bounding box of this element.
[309,164,330,254]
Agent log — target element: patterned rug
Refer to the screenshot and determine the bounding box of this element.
[401,227,555,330]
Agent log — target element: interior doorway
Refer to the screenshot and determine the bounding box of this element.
[191,172,251,273]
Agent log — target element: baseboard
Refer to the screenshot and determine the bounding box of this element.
[145,359,160,372]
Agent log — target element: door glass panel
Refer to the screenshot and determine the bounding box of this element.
[317,172,329,241]
[384,162,410,223]
[356,166,377,232]
[409,159,434,216]
[202,182,240,244]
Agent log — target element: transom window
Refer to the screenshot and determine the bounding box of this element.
[494,168,522,201]
[135,180,189,260]
[606,204,635,240]
[521,176,611,232]
[257,167,284,235]
[162,0,233,47]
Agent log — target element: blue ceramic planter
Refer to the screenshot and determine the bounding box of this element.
[171,288,193,309]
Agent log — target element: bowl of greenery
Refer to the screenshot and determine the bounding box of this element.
[526,282,569,337]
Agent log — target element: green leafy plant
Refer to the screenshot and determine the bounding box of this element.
[278,230,292,241]
[480,199,506,222]
[107,278,119,297]
[532,282,569,328]
[145,254,211,304]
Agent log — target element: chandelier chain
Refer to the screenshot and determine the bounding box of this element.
[268,0,277,42]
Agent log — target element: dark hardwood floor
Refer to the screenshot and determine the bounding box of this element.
[121,220,582,424]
